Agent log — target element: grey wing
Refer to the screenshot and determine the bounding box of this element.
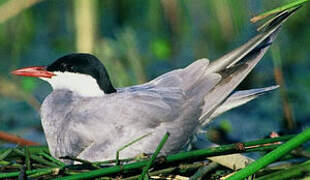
[148,58,221,99]
[60,88,190,161]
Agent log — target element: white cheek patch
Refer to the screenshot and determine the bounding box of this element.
[40,71,105,97]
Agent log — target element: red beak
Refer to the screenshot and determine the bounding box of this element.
[11,66,55,78]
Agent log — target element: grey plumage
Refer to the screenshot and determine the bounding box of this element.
[206,85,279,124]
[38,9,297,163]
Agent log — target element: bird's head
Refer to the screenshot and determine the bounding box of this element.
[11,53,116,97]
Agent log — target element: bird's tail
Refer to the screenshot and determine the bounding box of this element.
[201,85,279,126]
[198,7,299,125]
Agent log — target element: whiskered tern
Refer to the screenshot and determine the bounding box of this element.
[11,9,298,163]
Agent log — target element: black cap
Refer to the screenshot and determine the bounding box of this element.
[47,53,116,94]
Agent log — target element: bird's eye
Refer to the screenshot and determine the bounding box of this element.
[60,63,67,71]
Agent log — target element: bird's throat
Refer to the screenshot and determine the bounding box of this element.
[41,71,106,97]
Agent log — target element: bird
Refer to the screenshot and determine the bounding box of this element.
[11,8,297,164]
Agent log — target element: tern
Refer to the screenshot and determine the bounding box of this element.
[12,9,297,163]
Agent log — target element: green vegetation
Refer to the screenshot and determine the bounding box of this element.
[0,134,308,179]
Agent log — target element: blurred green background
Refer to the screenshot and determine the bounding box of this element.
[0,0,309,146]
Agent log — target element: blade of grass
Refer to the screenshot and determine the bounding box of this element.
[0,148,13,160]
[246,144,279,152]
[0,160,22,168]
[25,146,31,171]
[116,132,152,165]
[93,157,134,165]
[39,152,66,167]
[244,134,294,146]
[13,148,59,167]
[251,0,309,23]
[227,127,310,180]
[256,160,310,180]
[139,132,170,180]
[257,6,301,32]
[0,167,59,179]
